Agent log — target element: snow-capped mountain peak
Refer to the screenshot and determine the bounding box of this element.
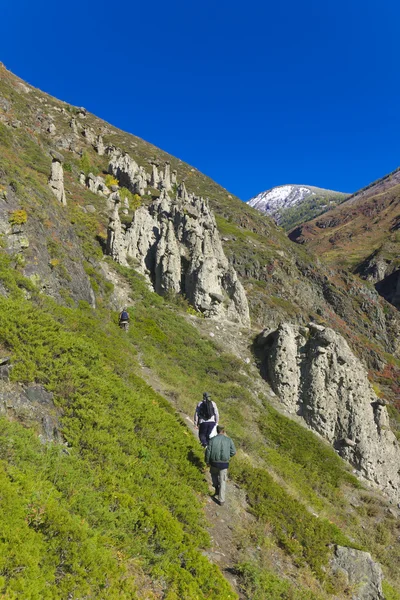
[247,185,313,221]
[247,184,347,228]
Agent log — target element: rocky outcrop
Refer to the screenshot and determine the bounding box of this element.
[108,148,148,196]
[108,149,174,196]
[48,152,66,205]
[356,250,400,310]
[82,126,96,145]
[80,172,110,197]
[331,546,384,600]
[263,322,400,500]
[106,190,250,326]
[95,134,105,156]
[0,380,61,444]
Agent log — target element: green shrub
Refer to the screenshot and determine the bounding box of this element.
[230,460,353,578]
[236,562,321,600]
[105,174,118,187]
[9,209,27,226]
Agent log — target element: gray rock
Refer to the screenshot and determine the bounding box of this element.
[331,546,384,600]
[106,190,250,326]
[150,161,159,188]
[50,149,64,163]
[70,118,78,134]
[95,135,105,156]
[81,173,110,197]
[210,292,224,303]
[266,323,400,501]
[82,126,96,145]
[0,381,61,443]
[25,385,53,404]
[108,148,148,196]
[0,366,10,381]
[342,438,357,447]
[85,205,96,213]
[48,157,66,205]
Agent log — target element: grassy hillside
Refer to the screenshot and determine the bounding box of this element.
[279,189,348,231]
[2,256,400,598]
[1,63,400,597]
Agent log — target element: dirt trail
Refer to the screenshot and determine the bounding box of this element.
[137,358,252,599]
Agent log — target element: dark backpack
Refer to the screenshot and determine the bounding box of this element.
[200,399,214,420]
[120,310,129,322]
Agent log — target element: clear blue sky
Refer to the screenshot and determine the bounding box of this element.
[2,0,400,200]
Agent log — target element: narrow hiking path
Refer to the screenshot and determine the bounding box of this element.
[137,356,253,599]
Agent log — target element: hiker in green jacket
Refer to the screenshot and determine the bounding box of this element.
[205,425,236,505]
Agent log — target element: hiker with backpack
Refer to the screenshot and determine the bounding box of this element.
[119,307,130,332]
[194,392,219,447]
[205,425,236,505]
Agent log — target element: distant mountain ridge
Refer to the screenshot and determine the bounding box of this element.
[247,184,348,230]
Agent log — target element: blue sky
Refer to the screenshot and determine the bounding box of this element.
[1,0,400,200]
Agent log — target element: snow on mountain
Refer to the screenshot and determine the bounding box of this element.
[247,184,347,226]
[247,185,314,222]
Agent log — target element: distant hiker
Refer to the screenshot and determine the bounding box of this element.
[119,307,130,331]
[194,392,219,447]
[205,425,236,505]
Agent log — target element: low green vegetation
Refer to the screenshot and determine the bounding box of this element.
[0,256,235,599]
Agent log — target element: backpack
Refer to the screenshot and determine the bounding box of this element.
[199,399,214,420]
[120,310,129,322]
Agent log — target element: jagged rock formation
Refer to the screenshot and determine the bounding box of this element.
[79,172,110,197]
[108,148,174,196]
[331,546,384,600]
[107,148,148,196]
[106,190,250,325]
[48,151,66,205]
[263,322,400,500]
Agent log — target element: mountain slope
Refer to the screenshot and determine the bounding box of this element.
[1,63,400,598]
[247,184,348,229]
[288,168,400,311]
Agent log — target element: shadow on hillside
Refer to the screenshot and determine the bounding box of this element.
[96,234,107,254]
[187,449,204,471]
[250,330,275,385]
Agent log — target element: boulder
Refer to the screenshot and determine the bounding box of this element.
[331,546,384,600]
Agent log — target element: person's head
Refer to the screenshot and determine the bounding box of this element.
[217,425,225,435]
[203,392,211,401]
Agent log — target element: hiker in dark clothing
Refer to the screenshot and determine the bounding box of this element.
[119,307,130,331]
[194,392,219,447]
[205,425,236,505]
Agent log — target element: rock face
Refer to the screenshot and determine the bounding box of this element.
[108,148,148,196]
[356,251,400,310]
[106,191,250,326]
[331,546,384,600]
[0,380,61,444]
[48,153,66,205]
[264,322,400,500]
